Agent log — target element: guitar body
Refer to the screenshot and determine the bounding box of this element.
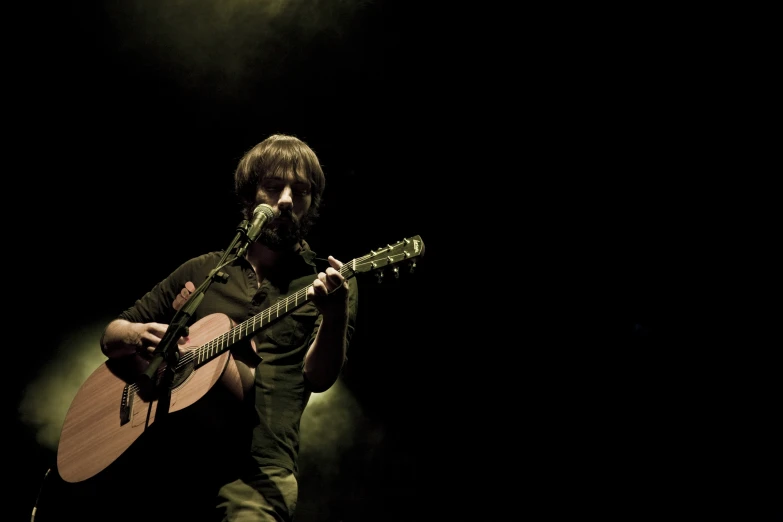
[56,313,257,484]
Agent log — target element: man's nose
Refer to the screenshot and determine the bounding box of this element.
[278,186,294,210]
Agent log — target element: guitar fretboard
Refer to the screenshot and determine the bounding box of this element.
[193,261,359,367]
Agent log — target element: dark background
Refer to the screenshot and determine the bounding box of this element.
[9,2,466,521]
[7,2,779,521]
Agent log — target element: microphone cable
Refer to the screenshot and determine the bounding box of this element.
[30,467,51,522]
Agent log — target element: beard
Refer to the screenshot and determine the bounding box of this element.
[257,209,314,251]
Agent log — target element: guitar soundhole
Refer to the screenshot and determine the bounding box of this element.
[138,359,196,401]
[169,358,195,389]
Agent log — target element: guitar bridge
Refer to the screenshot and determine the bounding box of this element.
[120,384,132,425]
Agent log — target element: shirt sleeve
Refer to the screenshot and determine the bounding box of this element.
[117,253,214,324]
[302,273,359,365]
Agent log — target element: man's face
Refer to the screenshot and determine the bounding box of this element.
[253,172,313,250]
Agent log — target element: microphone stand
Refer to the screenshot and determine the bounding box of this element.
[137,219,251,423]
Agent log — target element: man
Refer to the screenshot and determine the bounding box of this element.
[96,134,359,521]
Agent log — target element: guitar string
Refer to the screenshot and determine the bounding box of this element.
[124,247,408,395]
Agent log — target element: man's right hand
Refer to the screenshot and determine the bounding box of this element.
[102,319,190,358]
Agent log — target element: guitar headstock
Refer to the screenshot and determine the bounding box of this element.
[345,235,425,283]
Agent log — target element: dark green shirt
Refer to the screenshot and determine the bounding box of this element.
[117,241,358,475]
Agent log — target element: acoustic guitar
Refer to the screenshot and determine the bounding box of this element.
[56,235,425,483]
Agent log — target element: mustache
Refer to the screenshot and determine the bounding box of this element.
[270,208,298,225]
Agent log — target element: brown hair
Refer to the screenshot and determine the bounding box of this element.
[234,134,326,221]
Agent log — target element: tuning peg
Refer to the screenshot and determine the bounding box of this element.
[409,261,417,274]
[393,266,400,279]
[376,270,384,284]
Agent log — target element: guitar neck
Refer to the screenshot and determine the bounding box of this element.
[192,263,356,367]
[192,235,424,367]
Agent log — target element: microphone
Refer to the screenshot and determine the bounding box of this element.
[237,204,274,257]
